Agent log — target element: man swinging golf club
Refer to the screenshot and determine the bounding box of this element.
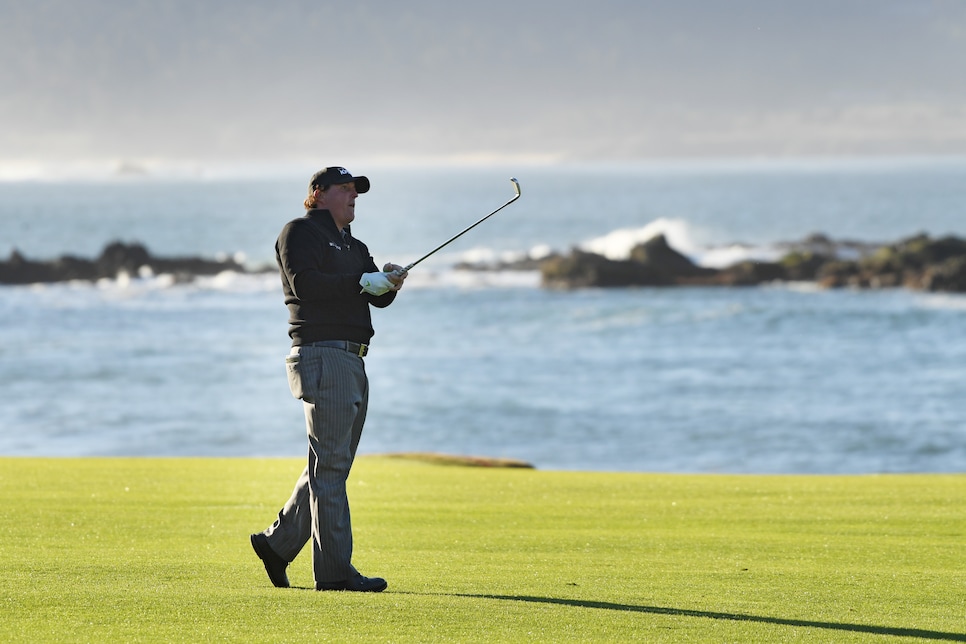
[250,166,406,592]
[250,170,520,592]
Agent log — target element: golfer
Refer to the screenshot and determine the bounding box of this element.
[250,167,406,592]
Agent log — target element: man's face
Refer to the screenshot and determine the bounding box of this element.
[318,182,359,229]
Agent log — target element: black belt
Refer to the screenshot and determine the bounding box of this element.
[306,340,368,357]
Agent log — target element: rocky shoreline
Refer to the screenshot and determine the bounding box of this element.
[0,241,262,285]
[460,232,966,292]
[7,233,966,293]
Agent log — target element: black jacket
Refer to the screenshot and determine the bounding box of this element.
[275,209,396,345]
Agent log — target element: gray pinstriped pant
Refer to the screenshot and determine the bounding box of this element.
[262,345,368,584]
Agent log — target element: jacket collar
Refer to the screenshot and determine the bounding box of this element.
[306,209,351,236]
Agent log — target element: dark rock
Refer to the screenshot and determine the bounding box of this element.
[540,234,724,288]
[627,234,716,279]
[52,255,100,281]
[97,241,152,274]
[454,254,550,272]
[815,260,860,288]
[712,260,786,286]
[805,233,966,292]
[0,241,250,285]
[859,234,966,275]
[779,251,832,281]
[535,231,966,292]
[0,249,56,284]
[541,249,671,288]
[922,256,966,292]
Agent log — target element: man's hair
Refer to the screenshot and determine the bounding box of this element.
[304,186,327,209]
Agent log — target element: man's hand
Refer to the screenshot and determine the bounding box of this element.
[383,263,408,291]
[359,272,395,296]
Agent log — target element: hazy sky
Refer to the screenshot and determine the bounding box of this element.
[3,0,966,176]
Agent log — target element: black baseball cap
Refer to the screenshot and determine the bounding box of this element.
[308,167,370,194]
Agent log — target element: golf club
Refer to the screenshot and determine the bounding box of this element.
[394,177,521,274]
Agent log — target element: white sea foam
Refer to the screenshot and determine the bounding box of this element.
[23,270,280,299]
[691,243,785,269]
[915,292,966,310]
[578,218,702,260]
[403,268,540,290]
[574,217,787,269]
[529,244,554,260]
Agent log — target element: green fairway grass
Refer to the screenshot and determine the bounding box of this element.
[1,457,963,642]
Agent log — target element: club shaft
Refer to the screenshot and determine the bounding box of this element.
[402,178,521,272]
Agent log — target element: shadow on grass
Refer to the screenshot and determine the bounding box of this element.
[452,594,966,642]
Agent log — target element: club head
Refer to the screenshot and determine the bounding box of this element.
[510,177,521,199]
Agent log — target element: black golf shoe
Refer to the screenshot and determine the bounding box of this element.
[316,573,388,592]
[250,533,290,588]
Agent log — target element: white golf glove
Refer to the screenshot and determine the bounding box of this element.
[359,272,394,296]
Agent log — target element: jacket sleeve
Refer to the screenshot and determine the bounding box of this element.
[367,287,397,308]
[361,243,398,308]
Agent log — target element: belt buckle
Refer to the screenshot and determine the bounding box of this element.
[357,343,368,357]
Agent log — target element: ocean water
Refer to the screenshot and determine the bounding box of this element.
[2,158,966,473]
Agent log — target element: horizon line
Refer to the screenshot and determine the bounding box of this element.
[4,153,966,183]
